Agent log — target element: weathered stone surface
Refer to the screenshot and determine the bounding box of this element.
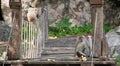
[0,24,11,41]
[69,18,80,27]
[106,27,120,58]
[104,0,120,26]
[116,26,120,34]
[1,0,120,27]
[74,27,120,58]
[1,0,120,60]
[45,36,77,47]
[1,0,12,25]
[21,0,91,27]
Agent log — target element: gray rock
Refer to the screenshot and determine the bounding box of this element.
[116,26,120,34]
[106,27,120,58]
[75,28,120,59]
[0,24,11,41]
[69,18,80,27]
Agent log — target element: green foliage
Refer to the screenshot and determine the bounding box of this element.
[48,18,93,37]
[56,18,71,28]
[117,58,120,66]
[49,18,71,37]
[49,18,116,37]
[103,24,114,33]
[69,23,93,35]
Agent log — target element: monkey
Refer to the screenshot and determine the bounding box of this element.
[29,0,43,8]
[74,35,88,57]
[74,35,88,61]
[27,8,39,25]
[74,35,93,59]
[74,35,85,56]
[75,35,83,56]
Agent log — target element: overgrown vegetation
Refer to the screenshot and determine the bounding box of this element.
[117,59,120,66]
[49,18,93,37]
[48,18,114,37]
[103,24,115,33]
[21,18,115,38]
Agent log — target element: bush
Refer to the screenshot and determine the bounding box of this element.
[48,18,115,37]
[103,24,115,33]
[117,59,120,66]
[48,18,93,37]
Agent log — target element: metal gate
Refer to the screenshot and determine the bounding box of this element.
[21,2,48,59]
[21,21,42,59]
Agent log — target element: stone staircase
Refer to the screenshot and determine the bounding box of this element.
[41,36,77,60]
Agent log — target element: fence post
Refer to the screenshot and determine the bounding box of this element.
[44,1,48,41]
[41,1,48,47]
[8,0,23,66]
[90,0,105,57]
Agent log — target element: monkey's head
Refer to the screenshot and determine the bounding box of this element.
[76,35,85,42]
[27,8,38,23]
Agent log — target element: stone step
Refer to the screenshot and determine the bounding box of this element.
[45,36,77,47]
[42,47,75,55]
[0,42,8,47]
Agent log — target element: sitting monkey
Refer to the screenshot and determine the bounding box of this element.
[75,35,93,61]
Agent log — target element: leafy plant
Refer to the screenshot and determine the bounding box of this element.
[48,18,93,37]
[48,18,115,37]
[117,58,120,66]
[49,18,71,37]
[103,24,114,33]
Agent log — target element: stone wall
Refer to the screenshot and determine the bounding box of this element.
[0,0,120,59]
[1,0,120,26]
[1,0,11,25]
[21,0,91,27]
[104,0,120,26]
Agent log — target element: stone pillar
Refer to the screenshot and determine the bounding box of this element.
[8,0,23,66]
[8,0,22,60]
[90,0,105,57]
